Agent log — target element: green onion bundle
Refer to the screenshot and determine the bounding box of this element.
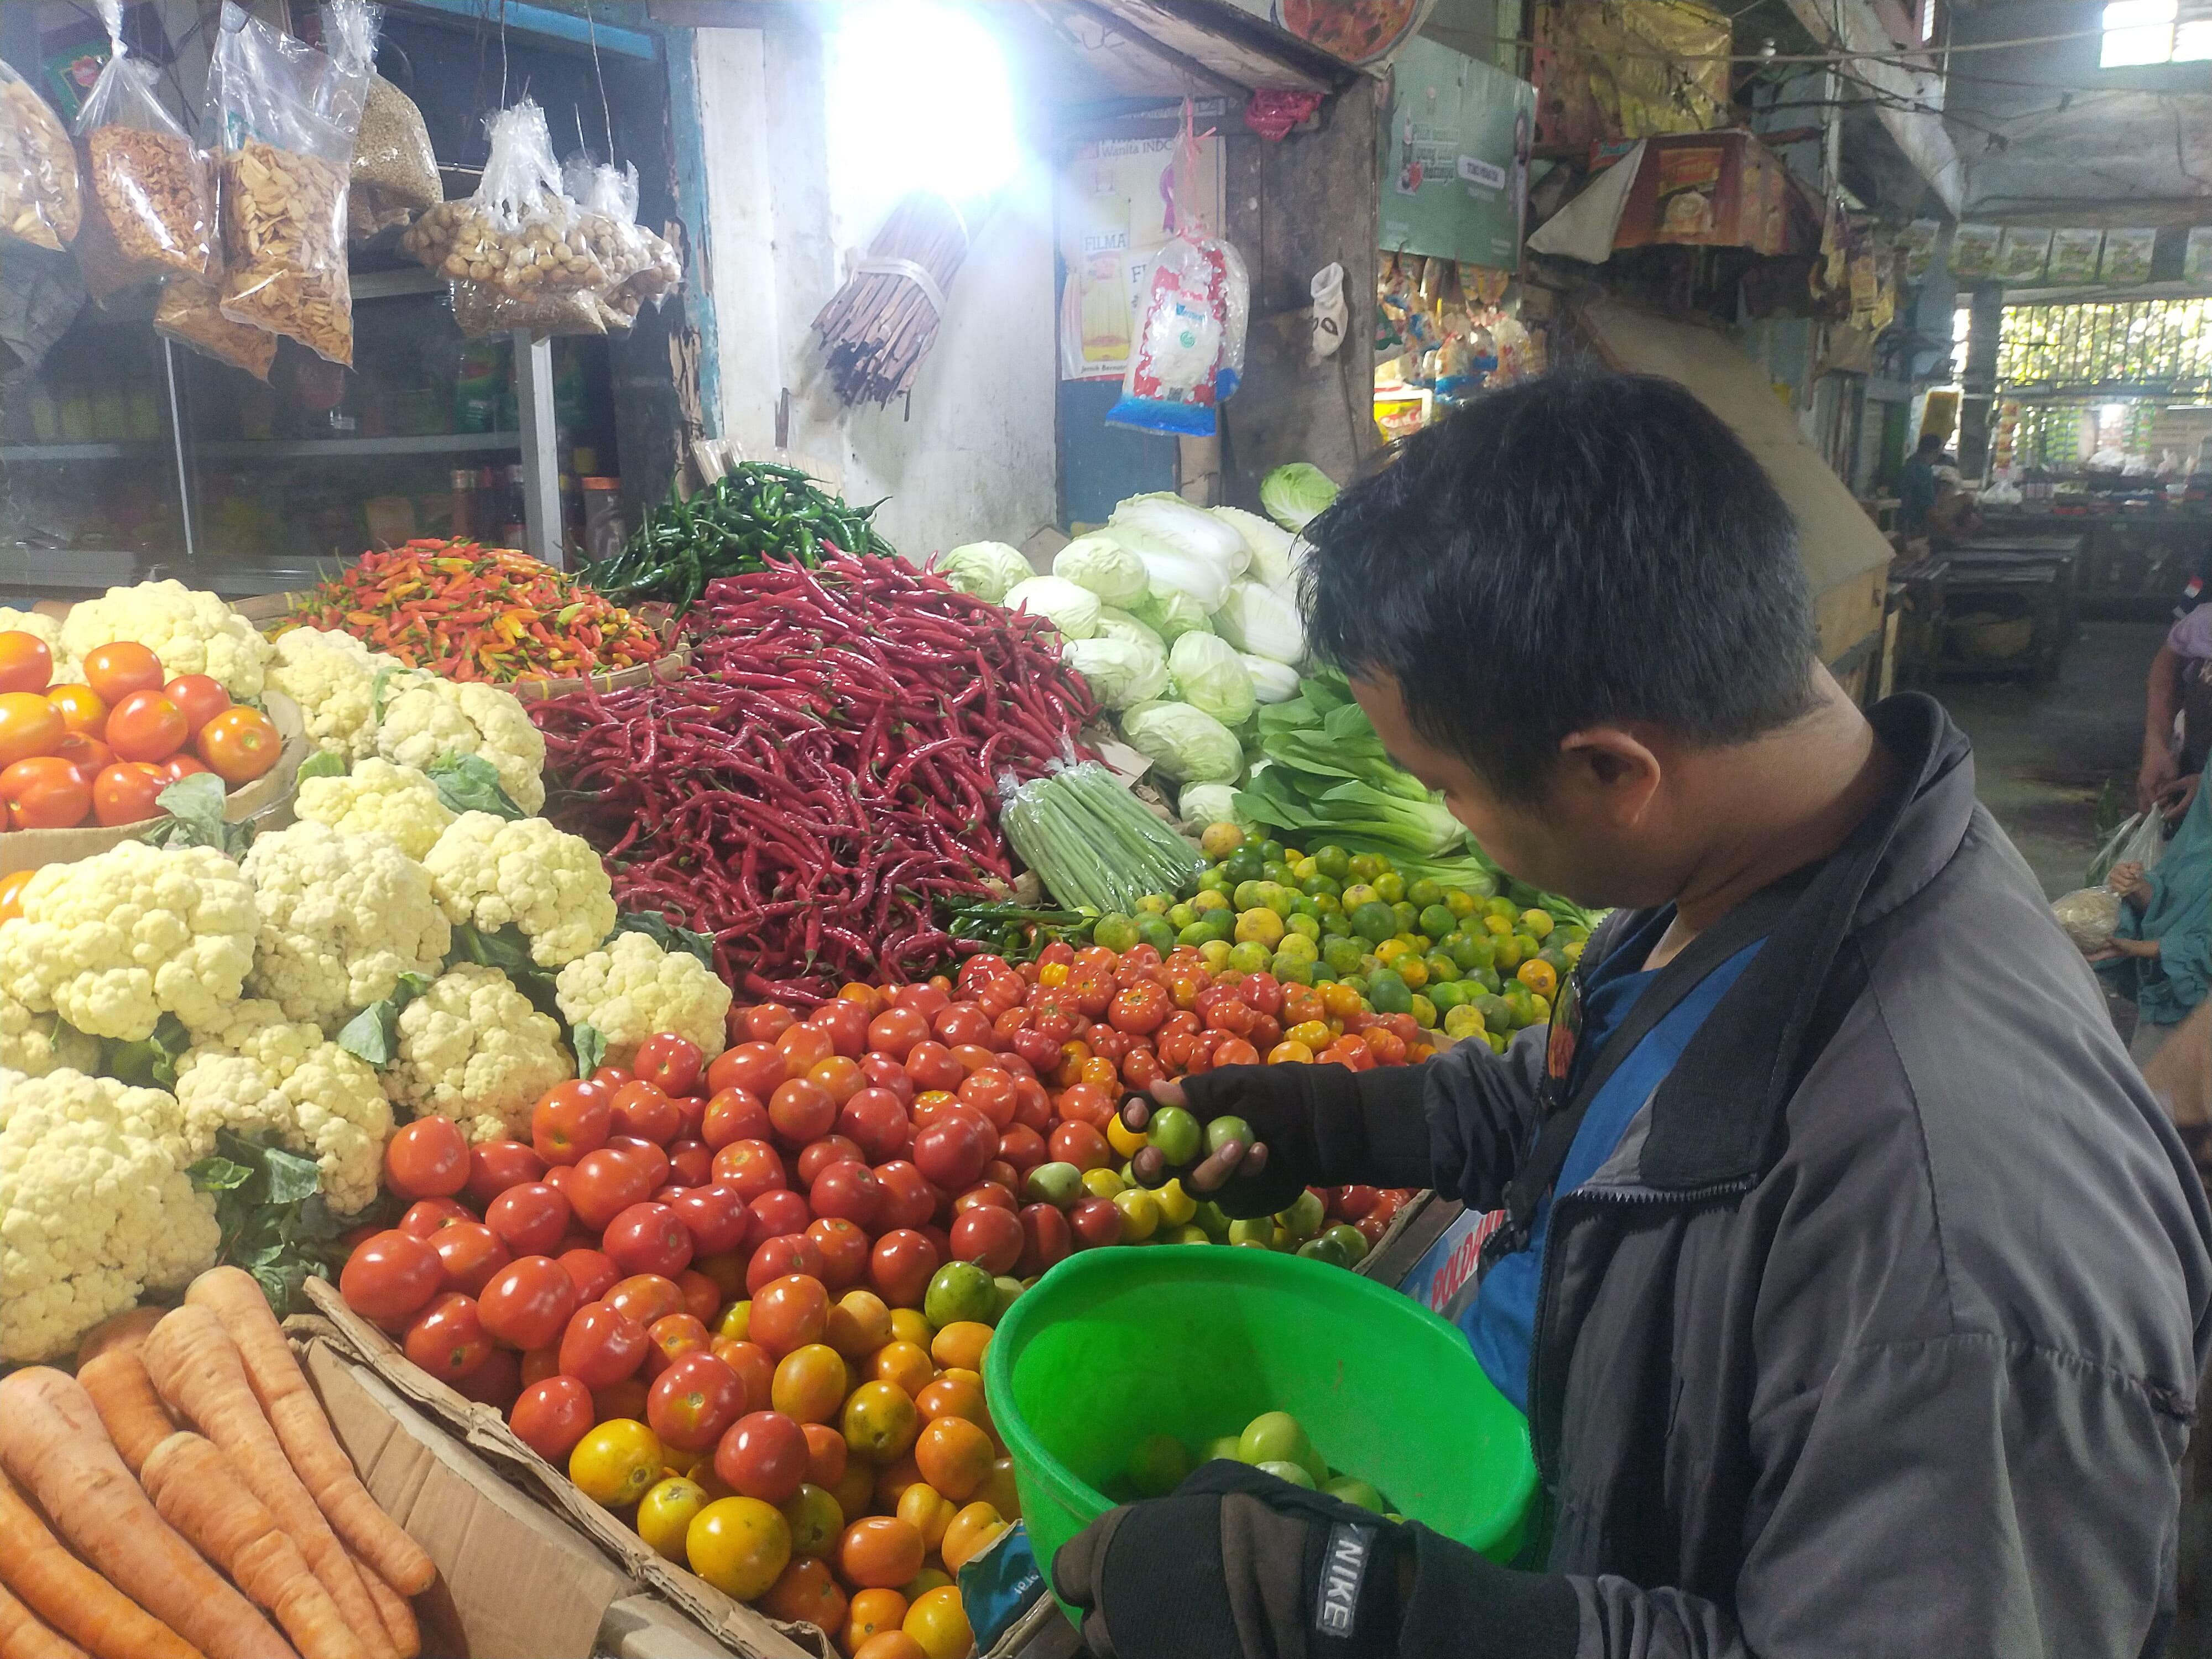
[1000,763,1205,914]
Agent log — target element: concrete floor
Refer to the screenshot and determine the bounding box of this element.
[1934,618,2165,900]
[1929,622,2211,1656]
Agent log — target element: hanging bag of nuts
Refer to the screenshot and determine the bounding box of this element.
[69,0,216,301]
[348,4,439,244]
[561,154,681,331]
[0,59,81,252]
[209,0,369,367]
[401,98,609,300]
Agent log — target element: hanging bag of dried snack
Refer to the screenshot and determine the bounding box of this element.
[70,0,216,300]
[210,0,369,366]
[0,59,81,252]
[401,99,607,298]
[561,154,681,330]
[347,4,439,243]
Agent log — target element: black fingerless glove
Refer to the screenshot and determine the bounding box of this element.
[1053,1460,1579,1659]
[1180,1062,1431,1218]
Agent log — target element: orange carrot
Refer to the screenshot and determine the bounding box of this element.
[0,1469,200,1659]
[347,1558,418,1659]
[77,1351,178,1476]
[0,1579,91,1659]
[186,1271,434,1596]
[75,1306,168,1368]
[140,1434,367,1659]
[0,1370,286,1659]
[142,1310,395,1659]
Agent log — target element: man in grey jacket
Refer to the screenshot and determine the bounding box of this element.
[1055,374,2212,1658]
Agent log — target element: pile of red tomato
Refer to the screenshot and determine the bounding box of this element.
[333,937,1426,1658]
[0,632,282,833]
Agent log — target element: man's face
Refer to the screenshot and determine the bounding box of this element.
[1350,672,1681,910]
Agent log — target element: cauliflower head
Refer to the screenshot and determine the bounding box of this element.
[175,1004,392,1215]
[0,608,82,685]
[0,842,257,1041]
[60,579,272,697]
[0,1067,221,1363]
[242,823,452,1030]
[0,993,98,1077]
[556,932,732,1070]
[425,812,616,968]
[267,627,402,761]
[376,674,546,813]
[387,963,571,1142]
[294,758,455,860]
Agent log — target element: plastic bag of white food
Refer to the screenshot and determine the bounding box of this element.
[2088,810,2166,889]
[2053,888,2121,957]
[1062,635,1169,711]
[1003,575,1101,640]
[1053,533,1149,606]
[933,540,1031,603]
[1107,232,1249,437]
[1168,631,1256,727]
[1121,698,1243,784]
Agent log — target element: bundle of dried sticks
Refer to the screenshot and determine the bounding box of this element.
[812,191,969,406]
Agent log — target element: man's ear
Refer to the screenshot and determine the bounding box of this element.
[1554,727,1663,830]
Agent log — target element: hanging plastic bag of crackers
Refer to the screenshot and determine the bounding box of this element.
[70,0,216,302]
[403,99,609,300]
[0,59,81,252]
[208,0,370,366]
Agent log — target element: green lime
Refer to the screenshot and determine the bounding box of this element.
[1322,935,1365,974]
[1261,862,1295,887]
[1275,1189,1325,1240]
[1147,1105,1203,1165]
[1407,878,1446,908]
[1313,845,1350,880]
[924,1261,998,1328]
[1427,979,1468,1012]
[1323,1475,1385,1511]
[1205,1114,1254,1156]
[1272,957,1315,987]
[994,1276,1024,1321]
[1258,839,1285,864]
[1423,952,1459,983]
[1297,1234,1351,1267]
[1177,921,1218,949]
[1323,1222,1369,1263]
[1485,896,1519,921]
[1391,901,1421,935]
[1203,1434,1243,1463]
[1223,849,1264,884]
[1167,902,1197,930]
[1418,904,1458,939]
[1227,1217,1274,1247]
[1286,914,1321,942]
[1233,879,1267,911]
[1239,1411,1314,1469]
[1137,915,1177,951]
[1196,867,1232,894]
[1366,968,1413,1015]
[1093,913,1139,953]
[1410,993,1436,1029]
[1128,1433,1193,1498]
[1301,873,1342,899]
[1349,901,1397,943]
[1258,1459,1317,1488]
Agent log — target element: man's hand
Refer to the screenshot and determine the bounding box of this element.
[2140,750,2179,814]
[1123,1079,1271,1194]
[1054,1460,1407,1658]
[2162,773,2202,824]
[1117,1068,1309,1218]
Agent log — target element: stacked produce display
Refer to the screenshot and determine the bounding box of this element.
[0,451,1597,1658]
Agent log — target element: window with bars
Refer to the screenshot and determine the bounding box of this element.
[1997,300,2212,395]
[2100,0,2212,65]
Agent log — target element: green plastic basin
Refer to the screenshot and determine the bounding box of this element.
[983,1244,1536,1612]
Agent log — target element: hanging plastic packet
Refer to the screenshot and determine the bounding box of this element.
[562,154,681,328]
[0,61,81,252]
[69,0,216,301]
[450,273,603,340]
[209,0,369,367]
[401,100,608,299]
[155,275,276,379]
[1107,104,1248,437]
[346,9,437,243]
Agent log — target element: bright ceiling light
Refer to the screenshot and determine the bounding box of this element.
[829,2,1020,205]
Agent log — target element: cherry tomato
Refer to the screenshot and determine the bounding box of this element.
[567,1146,655,1232]
[749,1273,830,1358]
[645,1312,713,1376]
[746,1189,813,1254]
[1,757,90,829]
[0,632,50,695]
[649,1352,745,1453]
[603,1201,696,1279]
[162,675,230,733]
[807,1217,872,1291]
[509,1375,595,1463]
[714,1042,789,1100]
[477,1256,578,1350]
[950,1204,1024,1275]
[398,1197,474,1238]
[87,761,163,828]
[431,1222,511,1296]
[611,1079,684,1145]
[872,1162,939,1232]
[81,641,163,704]
[194,706,281,784]
[607,1135,671,1191]
[747,1234,826,1297]
[778,1024,836,1073]
[104,690,188,764]
[161,753,210,782]
[384,1117,470,1200]
[465,1139,547,1207]
[0,693,63,769]
[339,1229,442,1328]
[867,1006,930,1061]
[529,1079,609,1165]
[809,1161,881,1230]
[666,1138,713,1188]
[796,1136,866,1187]
[634,1032,706,1096]
[405,1293,492,1383]
[484,1182,571,1257]
[807,1000,870,1060]
[557,1246,620,1303]
[701,1087,772,1151]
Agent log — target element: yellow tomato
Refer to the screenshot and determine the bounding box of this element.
[636,1477,707,1562]
[904,1585,974,1659]
[845,1588,910,1653]
[901,1566,955,1601]
[842,1380,920,1464]
[870,1339,938,1399]
[889,1308,935,1349]
[1081,1167,1125,1200]
[977,1456,1022,1521]
[1037,961,1069,987]
[941,1501,1009,1571]
[1105,1114,1149,1158]
[686,1496,791,1601]
[714,1301,750,1342]
[0,869,33,925]
[1112,1188,1160,1242]
[1517,958,1558,998]
[896,1479,956,1551]
[1320,982,1363,1019]
[1154,1178,1197,1226]
[570,1420,663,1509]
[1286,1019,1332,1048]
[1268,1040,1316,1065]
[928,1321,992,1373]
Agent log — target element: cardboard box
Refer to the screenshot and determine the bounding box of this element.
[301,1283,829,1659]
[1609,131,1806,255]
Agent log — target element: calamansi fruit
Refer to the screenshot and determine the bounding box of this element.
[569,1419,662,1508]
[687,1496,791,1599]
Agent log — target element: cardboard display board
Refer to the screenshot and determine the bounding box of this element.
[1377,37,1535,272]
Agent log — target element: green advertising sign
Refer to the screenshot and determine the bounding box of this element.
[1379,38,1536,272]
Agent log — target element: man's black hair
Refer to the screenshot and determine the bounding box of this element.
[1301,373,1820,801]
[1914,432,1948,457]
